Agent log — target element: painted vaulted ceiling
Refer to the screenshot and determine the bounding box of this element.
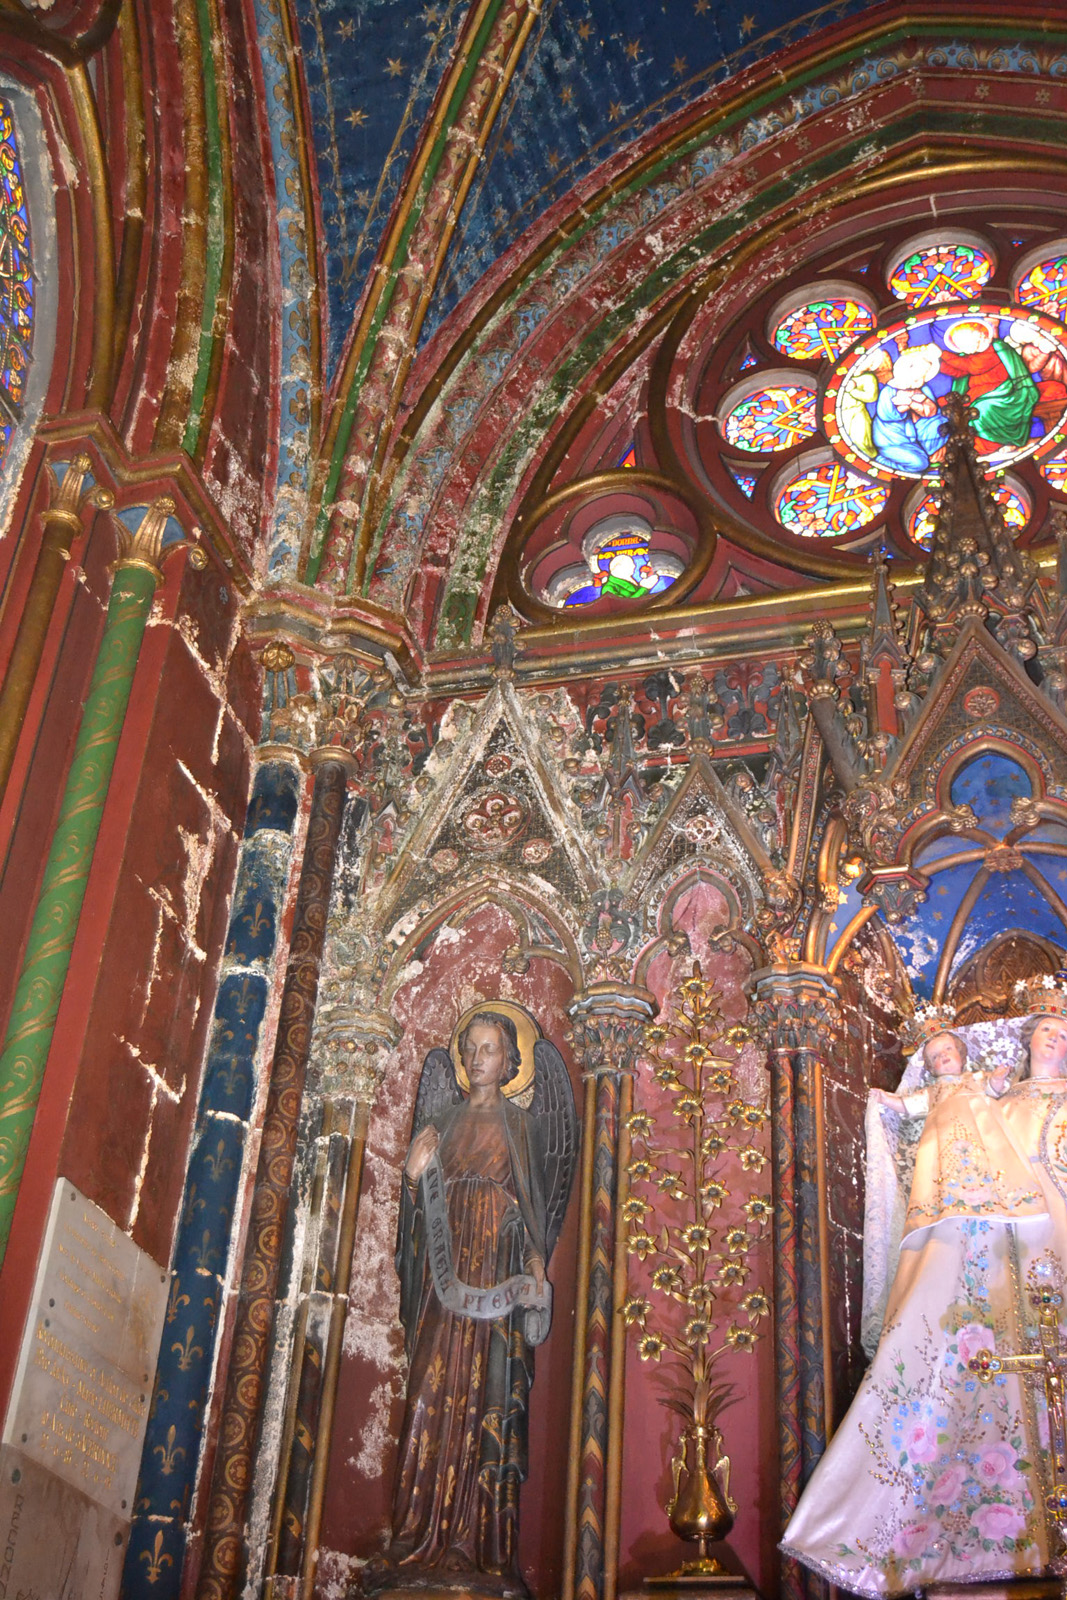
[252,1,1067,657]
[291,0,881,376]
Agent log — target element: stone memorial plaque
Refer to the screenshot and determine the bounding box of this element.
[2,1179,169,1528]
[0,1444,127,1599]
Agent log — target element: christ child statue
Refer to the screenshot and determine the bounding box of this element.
[870,1029,1044,1241]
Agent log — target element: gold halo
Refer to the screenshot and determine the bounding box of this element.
[451,1001,540,1099]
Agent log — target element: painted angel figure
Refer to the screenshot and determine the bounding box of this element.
[366,1006,578,1599]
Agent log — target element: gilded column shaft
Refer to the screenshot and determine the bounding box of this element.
[0,455,111,804]
[566,988,655,1600]
[195,755,348,1600]
[750,964,840,1600]
[575,1065,620,1600]
[769,1044,803,1600]
[793,1048,827,1476]
[0,557,158,1263]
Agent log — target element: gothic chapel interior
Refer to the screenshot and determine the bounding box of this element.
[14,2,1067,1599]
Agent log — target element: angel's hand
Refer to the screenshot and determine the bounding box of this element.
[527,1253,546,1295]
[405,1125,439,1180]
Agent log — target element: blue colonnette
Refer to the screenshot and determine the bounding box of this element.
[122,757,302,1598]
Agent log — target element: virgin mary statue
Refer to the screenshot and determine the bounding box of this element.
[782,978,1067,1597]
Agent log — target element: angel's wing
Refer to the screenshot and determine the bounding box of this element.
[410,1046,463,1139]
[528,1038,579,1261]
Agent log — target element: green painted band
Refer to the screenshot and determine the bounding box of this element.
[0,563,158,1265]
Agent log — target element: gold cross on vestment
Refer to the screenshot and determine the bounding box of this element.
[970,1260,1067,1534]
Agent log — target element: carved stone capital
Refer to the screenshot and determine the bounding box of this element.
[567,983,657,1076]
[746,962,842,1054]
[316,1003,400,1104]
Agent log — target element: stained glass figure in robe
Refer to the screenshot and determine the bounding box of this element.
[561,529,680,607]
[825,304,1067,481]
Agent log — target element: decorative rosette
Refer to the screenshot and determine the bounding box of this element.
[1014,970,1067,1019]
[899,1001,959,1055]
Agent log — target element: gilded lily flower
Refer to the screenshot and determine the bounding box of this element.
[622,1295,650,1326]
[680,974,707,1000]
[622,1196,650,1222]
[742,1289,770,1321]
[628,1111,653,1137]
[723,1226,750,1254]
[628,1230,657,1260]
[740,1104,768,1129]
[685,1041,710,1065]
[637,1332,666,1362]
[739,1147,767,1172]
[681,1222,712,1254]
[724,1025,749,1047]
[717,1258,749,1288]
[725,1099,746,1124]
[684,1316,712,1347]
[645,1025,670,1045]
[651,1264,685,1295]
[675,1094,701,1122]
[702,1133,726,1159]
[726,1323,758,1352]
[707,1069,734,1095]
[656,1170,684,1196]
[628,1157,654,1181]
[744,1195,772,1226]
[701,1179,729,1209]
[686,1281,714,1307]
[654,1064,681,1089]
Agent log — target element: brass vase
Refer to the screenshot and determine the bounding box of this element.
[666,1422,736,1577]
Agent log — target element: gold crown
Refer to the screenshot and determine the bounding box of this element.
[899,1002,959,1055]
[1014,972,1067,1019]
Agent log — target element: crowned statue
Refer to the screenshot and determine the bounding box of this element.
[783,975,1067,1596]
[364,1004,578,1600]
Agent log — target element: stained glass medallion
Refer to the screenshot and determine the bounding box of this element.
[906,478,1030,551]
[541,516,686,609]
[824,302,1067,482]
[1015,252,1067,322]
[1041,449,1067,494]
[774,456,888,539]
[888,241,994,305]
[720,378,817,453]
[771,295,876,361]
[0,102,32,440]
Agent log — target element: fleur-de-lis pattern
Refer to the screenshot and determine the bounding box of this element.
[196,756,347,1600]
[123,758,300,1599]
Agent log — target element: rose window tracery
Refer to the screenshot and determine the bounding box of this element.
[689,221,1067,556]
[516,214,1067,620]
